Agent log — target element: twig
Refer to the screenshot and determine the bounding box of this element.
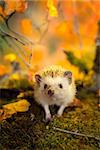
[0,13,35,46]
[6,39,30,68]
[3,36,30,68]
[38,4,50,43]
[0,7,35,69]
[0,20,33,68]
[73,1,83,50]
[57,0,68,20]
[6,11,16,25]
[53,127,100,141]
[11,37,27,57]
[0,27,26,46]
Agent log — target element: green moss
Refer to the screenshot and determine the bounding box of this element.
[0,91,99,150]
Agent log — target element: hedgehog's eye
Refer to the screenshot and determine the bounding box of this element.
[58,84,63,89]
[44,84,47,89]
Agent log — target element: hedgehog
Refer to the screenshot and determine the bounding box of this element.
[33,65,76,121]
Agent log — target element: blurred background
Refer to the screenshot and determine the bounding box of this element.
[0,0,100,105]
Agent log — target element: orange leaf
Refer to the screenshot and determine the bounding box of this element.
[0,65,8,76]
[4,0,27,15]
[69,98,82,108]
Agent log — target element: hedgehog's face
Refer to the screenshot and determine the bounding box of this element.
[35,71,72,101]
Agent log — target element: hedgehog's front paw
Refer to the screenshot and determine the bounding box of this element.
[57,113,62,117]
[57,109,63,117]
[43,113,52,123]
[45,113,52,122]
[57,105,65,117]
[43,105,52,123]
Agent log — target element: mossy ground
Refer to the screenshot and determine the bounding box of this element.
[0,89,100,150]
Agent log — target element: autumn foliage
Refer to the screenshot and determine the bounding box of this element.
[0,0,100,118]
[0,0,99,81]
[0,0,27,16]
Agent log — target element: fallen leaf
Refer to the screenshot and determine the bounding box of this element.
[3,99,30,112]
[0,99,30,122]
[69,98,82,107]
[98,104,100,107]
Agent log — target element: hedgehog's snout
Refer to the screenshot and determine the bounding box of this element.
[48,89,54,96]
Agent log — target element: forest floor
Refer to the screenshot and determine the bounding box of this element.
[0,88,100,150]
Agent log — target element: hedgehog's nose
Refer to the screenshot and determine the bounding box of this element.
[48,90,54,96]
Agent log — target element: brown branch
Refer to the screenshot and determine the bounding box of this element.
[0,14,35,66]
[0,27,26,45]
[7,38,31,68]
[0,29,32,68]
[38,7,50,43]
[13,40,32,68]
[0,12,35,68]
[0,10,16,28]
[72,1,83,49]
[58,0,72,22]
[53,127,100,142]
[39,21,49,43]
[0,13,35,46]
[57,0,66,20]
[0,8,35,69]
[11,38,27,58]
[6,11,16,25]
[2,36,30,68]
[28,44,33,65]
[6,21,35,46]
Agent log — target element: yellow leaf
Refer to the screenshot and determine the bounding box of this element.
[3,99,30,113]
[47,0,58,17]
[4,53,16,62]
[0,100,30,121]
[13,100,30,112]
[11,73,20,80]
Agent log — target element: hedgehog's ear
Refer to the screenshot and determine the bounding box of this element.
[64,71,72,84]
[35,74,42,84]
